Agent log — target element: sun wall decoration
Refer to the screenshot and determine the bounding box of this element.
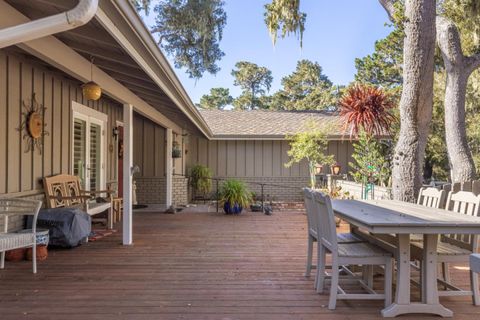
[17,93,49,154]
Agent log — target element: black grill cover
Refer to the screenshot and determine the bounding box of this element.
[27,207,91,248]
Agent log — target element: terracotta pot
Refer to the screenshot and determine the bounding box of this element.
[26,245,48,261]
[5,248,26,261]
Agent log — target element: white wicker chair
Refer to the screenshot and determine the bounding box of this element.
[0,198,42,273]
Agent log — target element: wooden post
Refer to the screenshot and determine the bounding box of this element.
[123,104,133,245]
[166,128,173,207]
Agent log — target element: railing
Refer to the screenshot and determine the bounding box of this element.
[173,173,304,213]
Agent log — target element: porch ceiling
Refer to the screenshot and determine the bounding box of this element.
[4,0,205,136]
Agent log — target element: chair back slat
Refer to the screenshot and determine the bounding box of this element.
[444,191,480,251]
[303,188,317,235]
[312,191,338,255]
[43,174,85,208]
[0,198,42,233]
[417,187,446,209]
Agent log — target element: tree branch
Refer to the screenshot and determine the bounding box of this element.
[466,52,480,73]
[436,16,466,68]
[378,0,396,22]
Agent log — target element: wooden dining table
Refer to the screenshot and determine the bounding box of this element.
[331,199,480,318]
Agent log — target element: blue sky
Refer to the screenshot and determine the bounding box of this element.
[142,1,392,104]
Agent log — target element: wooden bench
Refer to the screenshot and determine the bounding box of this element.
[43,174,114,229]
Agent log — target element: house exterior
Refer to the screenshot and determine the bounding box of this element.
[0,0,212,244]
[0,0,356,243]
[187,110,355,202]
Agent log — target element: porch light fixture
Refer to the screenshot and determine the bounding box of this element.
[314,164,323,175]
[82,57,102,101]
[331,163,341,175]
[112,126,119,139]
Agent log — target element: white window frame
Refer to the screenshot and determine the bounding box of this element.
[71,101,108,191]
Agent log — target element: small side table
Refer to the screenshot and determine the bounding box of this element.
[112,197,123,224]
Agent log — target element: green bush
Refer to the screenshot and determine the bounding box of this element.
[189,165,212,195]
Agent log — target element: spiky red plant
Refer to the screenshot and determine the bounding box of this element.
[338,84,396,138]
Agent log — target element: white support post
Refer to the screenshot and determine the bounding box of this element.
[123,104,133,245]
[166,128,173,207]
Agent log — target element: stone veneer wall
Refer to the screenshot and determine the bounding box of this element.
[217,176,309,202]
[135,177,166,204]
[173,176,188,206]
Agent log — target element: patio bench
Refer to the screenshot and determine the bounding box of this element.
[43,174,114,229]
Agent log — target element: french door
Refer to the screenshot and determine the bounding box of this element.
[72,102,107,191]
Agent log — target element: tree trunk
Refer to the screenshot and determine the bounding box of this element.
[443,69,476,182]
[436,16,477,183]
[390,0,436,202]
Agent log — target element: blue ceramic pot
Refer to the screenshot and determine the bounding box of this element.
[223,202,243,214]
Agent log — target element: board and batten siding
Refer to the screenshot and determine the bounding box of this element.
[133,114,167,178]
[187,136,354,178]
[0,51,124,197]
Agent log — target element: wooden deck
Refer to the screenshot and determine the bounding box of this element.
[0,209,479,319]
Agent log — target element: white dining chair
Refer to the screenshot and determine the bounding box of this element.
[312,191,393,309]
[411,191,480,305]
[471,254,480,274]
[410,187,448,244]
[417,187,447,209]
[0,198,42,273]
[302,188,365,277]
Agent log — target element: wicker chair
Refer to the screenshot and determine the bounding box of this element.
[0,198,42,273]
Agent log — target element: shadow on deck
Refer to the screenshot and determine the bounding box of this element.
[0,210,478,319]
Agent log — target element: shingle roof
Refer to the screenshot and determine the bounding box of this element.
[199,109,346,139]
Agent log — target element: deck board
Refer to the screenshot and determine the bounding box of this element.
[0,210,479,319]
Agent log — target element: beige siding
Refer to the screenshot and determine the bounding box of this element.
[0,52,122,197]
[132,114,166,178]
[188,136,354,178]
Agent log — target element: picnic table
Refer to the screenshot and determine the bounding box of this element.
[331,199,480,317]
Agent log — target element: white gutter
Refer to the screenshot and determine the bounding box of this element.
[0,0,98,49]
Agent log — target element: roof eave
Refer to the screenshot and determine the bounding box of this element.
[104,0,213,137]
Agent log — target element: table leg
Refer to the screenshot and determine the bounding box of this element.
[381,234,453,318]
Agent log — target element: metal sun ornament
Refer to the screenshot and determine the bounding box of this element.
[17,93,49,154]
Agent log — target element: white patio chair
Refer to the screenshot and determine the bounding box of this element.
[411,191,480,305]
[417,187,447,209]
[0,198,42,274]
[410,187,448,243]
[471,254,480,274]
[302,188,365,277]
[312,191,393,310]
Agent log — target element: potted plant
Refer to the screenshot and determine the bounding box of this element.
[219,179,252,214]
[189,165,212,197]
[172,141,182,158]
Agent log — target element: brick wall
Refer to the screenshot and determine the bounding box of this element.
[173,176,188,206]
[135,177,166,204]
[216,176,309,202]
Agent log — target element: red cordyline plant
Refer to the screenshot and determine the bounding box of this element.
[338,84,396,138]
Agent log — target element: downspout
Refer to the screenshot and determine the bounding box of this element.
[0,0,98,49]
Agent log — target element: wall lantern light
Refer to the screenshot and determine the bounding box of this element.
[331,163,341,175]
